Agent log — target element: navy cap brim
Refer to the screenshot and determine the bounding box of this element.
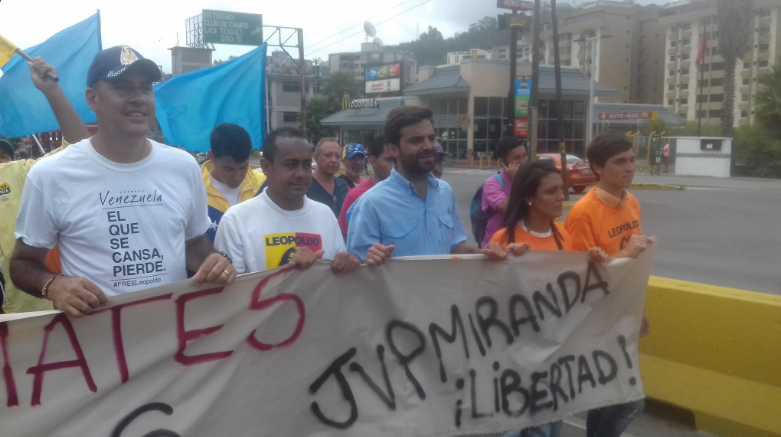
[345,152,366,159]
[0,141,15,160]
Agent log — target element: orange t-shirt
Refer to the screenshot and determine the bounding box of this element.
[490,222,573,251]
[565,187,642,255]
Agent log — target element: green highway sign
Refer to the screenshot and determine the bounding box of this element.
[202,10,263,46]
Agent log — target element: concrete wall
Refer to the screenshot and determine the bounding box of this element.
[640,276,781,437]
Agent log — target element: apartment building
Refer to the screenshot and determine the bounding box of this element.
[265,51,324,131]
[660,0,781,126]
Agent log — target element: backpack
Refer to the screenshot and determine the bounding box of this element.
[469,174,505,247]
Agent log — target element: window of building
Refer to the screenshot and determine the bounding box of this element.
[682,39,691,45]
[711,78,724,87]
[709,109,722,118]
[282,112,299,123]
[282,83,301,93]
[670,41,677,47]
[472,97,508,158]
[680,98,688,104]
[682,54,690,61]
[759,60,769,67]
[710,94,724,102]
[669,84,675,91]
[742,94,749,102]
[668,99,674,105]
[711,62,724,71]
[759,43,770,52]
[681,68,690,75]
[759,27,771,36]
[681,84,689,90]
[697,95,708,103]
[669,70,675,76]
[670,55,676,62]
[711,31,719,40]
[535,100,586,158]
[741,111,748,118]
[697,110,708,118]
[698,79,709,88]
[743,78,751,85]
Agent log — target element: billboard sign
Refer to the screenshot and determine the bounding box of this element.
[515,79,532,117]
[365,63,401,81]
[202,10,263,46]
[366,78,401,94]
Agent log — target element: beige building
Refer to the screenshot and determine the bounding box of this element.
[328,43,417,87]
[659,0,781,127]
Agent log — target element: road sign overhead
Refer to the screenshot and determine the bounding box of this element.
[202,10,263,46]
[497,0,534,11]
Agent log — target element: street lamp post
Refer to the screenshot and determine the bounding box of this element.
[576,34,613,146]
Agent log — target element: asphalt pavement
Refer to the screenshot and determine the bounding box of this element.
[442,167,781,296]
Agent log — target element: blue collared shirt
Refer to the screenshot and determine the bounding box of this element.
[346,168,467,260]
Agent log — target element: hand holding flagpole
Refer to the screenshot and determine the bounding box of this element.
[0,34,58,82]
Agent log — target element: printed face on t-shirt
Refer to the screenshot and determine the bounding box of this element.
[264,232,323,269]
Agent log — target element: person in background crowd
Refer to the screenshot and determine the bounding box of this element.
[215,127,360,274]
[663,142,670,173]
[11,45,235,319]
[339,143,367,189]
[307,138,348,217]
[202,123,267,241]
[432,140,447,179]
[1,58,90,314]
[481,136,528,247]
[565,132,652,437]
[338,138,396,237]
[347,106,516,264]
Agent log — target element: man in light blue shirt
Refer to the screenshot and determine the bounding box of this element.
[347,106,512,264]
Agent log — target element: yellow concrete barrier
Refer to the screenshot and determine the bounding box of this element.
[640,277,781,437]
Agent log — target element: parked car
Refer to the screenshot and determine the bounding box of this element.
[537,154,597,194]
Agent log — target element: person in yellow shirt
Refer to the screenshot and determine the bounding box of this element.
[0,58,90,314]
[564,132,651,437]
[202,123,267,242]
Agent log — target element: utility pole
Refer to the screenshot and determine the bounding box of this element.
[507,9,519,138]
[551,0,569,200]
[529,0,542,162]
[298,28,307,135]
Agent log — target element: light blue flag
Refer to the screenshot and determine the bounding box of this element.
[0,13,101,138]
[154,44,267,152]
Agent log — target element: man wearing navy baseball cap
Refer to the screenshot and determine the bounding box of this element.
[12,46,236,318]
[339,142,367,190]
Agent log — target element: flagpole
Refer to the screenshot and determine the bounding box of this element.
[697,19,707,137]
[97,10,103,51]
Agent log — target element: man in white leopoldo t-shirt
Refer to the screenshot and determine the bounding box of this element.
[11,45,235,318]
[215,127,361,274]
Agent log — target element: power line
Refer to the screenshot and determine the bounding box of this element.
[307,0,432,56]
[304,0,419,51]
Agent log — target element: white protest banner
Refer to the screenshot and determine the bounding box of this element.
[0,248,653,437]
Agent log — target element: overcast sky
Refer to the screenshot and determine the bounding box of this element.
[1,0,664,73]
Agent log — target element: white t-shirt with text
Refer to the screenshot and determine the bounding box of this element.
[15,138,211,296]
[215,189,345,274]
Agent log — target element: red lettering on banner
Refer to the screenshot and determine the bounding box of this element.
[91,293,173,383]
[27,314,97,406]
[0,323,19,407]
[175,288,234,365]
[246,266,306,351]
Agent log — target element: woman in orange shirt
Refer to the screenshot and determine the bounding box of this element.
[491,161,607,261]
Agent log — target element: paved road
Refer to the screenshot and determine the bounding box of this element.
[442,168,781,296]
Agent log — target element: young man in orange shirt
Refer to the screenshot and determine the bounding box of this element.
[565,132,652,437]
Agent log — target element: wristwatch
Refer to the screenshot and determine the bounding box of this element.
[218,251,233,265]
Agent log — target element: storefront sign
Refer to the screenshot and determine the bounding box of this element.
[350,99,379,109]
[366,78,400,94]
[455,117,470,126]
[514,117,529,138]
[515,79,532,117]
[598,110,658,121]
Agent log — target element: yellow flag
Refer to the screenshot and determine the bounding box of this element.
[0,34,18,69]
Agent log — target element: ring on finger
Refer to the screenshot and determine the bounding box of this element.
[221,270,230,276]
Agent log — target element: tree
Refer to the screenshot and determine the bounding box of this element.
[213,55,237,66]
[734,124,781,178]
[754,61,781,138]
[718,0,753,137]
[306,97,335,145]
[321,71,362,113]
[420,26,444,41]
